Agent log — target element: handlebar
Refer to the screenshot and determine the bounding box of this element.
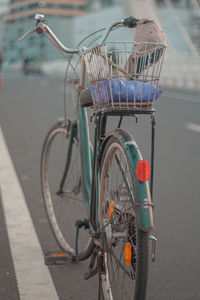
[18,15,143,56]
[38,23,79,54]
[19,15,79,55]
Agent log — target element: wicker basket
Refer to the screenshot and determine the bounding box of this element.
[83,41,166,111]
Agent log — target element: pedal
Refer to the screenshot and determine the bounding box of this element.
[44,251,74,265]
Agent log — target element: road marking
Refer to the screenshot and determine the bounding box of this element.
[185,123,200,133]
[0,127,59,300]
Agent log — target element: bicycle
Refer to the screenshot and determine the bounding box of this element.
[20,14,166,300]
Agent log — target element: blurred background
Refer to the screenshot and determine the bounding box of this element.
[0,0,200,89]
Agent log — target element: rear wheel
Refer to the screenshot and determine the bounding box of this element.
[41,121,93,260]
[100,134,149,300]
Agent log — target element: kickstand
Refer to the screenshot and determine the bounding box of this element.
[84,248,105,299]
[98,272,103,300]
[84,249,98,280]
[98,251,105,300]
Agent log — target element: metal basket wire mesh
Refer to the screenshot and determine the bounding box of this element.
[83,41,167,111]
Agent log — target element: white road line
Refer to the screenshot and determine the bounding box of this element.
[185,123,200,133]
[0,127,59,300]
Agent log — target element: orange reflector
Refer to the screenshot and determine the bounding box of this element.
[51,252,67,257]
[136,160,150,182]
[108,201,114,218]
[125,242,132,266]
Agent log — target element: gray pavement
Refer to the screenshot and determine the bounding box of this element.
[0,72,200,299]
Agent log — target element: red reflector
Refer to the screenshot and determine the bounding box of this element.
[136,160,150,182]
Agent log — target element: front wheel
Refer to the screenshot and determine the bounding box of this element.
[99,132,149,300]
[41,120,93,260]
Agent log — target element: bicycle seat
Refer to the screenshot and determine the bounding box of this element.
[79,88,93,107]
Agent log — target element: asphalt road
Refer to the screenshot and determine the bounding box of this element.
[0,72,200,300]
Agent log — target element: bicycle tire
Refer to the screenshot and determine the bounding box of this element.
[99,130,149,300]
[41,120,93,260]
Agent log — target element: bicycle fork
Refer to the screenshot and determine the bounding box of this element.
[56,120,78,195]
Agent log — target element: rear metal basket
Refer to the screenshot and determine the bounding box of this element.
[83,41,167,111]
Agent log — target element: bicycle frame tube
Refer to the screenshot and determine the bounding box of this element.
[78,58,93,211]
[58,121,78,193]
[90,118,100,231]
[78,110,105,231]
[78,106,92,210]
[78,108,101,231]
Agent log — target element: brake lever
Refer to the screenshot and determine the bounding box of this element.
[18,24,46,41]
[18,28,36,41]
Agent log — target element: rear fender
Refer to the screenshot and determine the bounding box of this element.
[101,128,154,232]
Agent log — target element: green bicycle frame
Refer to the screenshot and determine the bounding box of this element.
[78,107,92,211]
